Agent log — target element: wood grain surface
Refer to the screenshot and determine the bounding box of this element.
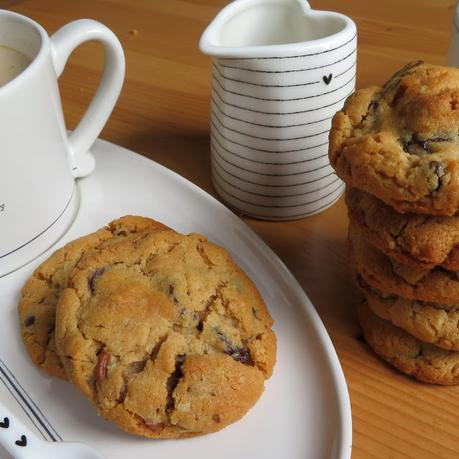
[2,0,458,457]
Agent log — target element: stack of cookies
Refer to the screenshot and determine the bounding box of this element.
[329,61,459,384]
[18,215,276,437]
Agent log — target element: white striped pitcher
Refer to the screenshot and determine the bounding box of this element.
[200,0,357,220]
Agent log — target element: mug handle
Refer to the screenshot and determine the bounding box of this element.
[50,19,125,178]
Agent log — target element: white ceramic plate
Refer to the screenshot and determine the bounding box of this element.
[0,139,352,459]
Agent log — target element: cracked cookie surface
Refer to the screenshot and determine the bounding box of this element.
[347,187,459,270]
[18,216,168,379]
[55,228,276,438]
[330,61,459,216]
[356,277,459,351]
[358,302,459,385]
[349,223,459,305]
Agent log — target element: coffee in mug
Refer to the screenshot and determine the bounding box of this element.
[0,45,30,86]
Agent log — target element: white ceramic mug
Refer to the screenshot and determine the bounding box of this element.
[0,10,125,277]
[200,0,356,220]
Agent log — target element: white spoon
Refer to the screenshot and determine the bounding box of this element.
[0,403,104,459]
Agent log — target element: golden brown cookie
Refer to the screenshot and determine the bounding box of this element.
[356,276,459,351]
[346,187,459,270]
[358,302,459,385]
[55,228,276,438]
[330,61,459,216]
[349,223,459,306]
[18,216,168,379]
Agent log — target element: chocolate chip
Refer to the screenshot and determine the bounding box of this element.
[370,100,379,111]
[88,268,105,293]
[391,83,407,107]
[402,135,450,154]
[402,140,410,153]
[360,100,379,125]
[382,60,423,97]
[166,354,185,413]
[356,333,366,343]
[226,346,253,365]
[216,330,231,346]
[217,330,253,365]
[216,330,253,365]
[252,307,259,319]
[117,385,128,403]
[212,414,221,423]
[118,359,148,403]
[429,137,451,143]
[402,134,425,153]
[168,285,179,305]
[150,336,166,362]
[173,323,183,332]
[389,61,423,82]
[127,360,147,374]
[24,316,35,327]
[424,137,450,152]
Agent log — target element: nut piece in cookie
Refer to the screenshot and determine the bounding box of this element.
[55,229,276,438]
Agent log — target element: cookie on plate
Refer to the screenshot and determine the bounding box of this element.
[349,223,459,306]
[357,276,459,351]
[346,187,459,270]
[18,216,168,379]
[55,228,276,438]
[330,61,459,216]
[358,302,459,385]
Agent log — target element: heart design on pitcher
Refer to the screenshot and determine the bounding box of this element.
[323,74,333,85]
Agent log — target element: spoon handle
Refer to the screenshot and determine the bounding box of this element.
[0,403,43,459]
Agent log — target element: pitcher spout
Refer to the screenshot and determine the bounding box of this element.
[199,0,355,59]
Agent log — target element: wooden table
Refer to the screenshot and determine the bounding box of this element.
[2,0,458,457]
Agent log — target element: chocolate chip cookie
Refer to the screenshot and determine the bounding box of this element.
[357,276,459,351]
[55,228,276,438]
[349,223,459,305]
[347,187,459,270]
[330,61,459,216]
[18,216,168,379]
[358,302,459,385]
